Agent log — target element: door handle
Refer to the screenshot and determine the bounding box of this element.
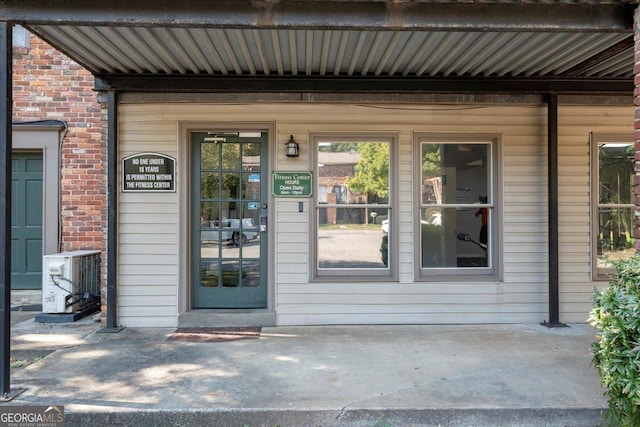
[260,215,267,232]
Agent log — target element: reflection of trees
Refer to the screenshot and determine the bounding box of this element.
[422,144,441,179]
[346,143,389,203]
[319,142,359,153]
[421,144,442,220]
[200,141,244,221]
[599,144,634,251]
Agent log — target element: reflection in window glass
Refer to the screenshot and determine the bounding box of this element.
[318,207,389,268]
[596,142,635,275]
[419,141,492,269]
[315,139,391,273]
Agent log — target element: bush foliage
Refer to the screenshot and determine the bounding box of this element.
[589,257,640,427]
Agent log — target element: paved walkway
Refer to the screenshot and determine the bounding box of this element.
[5,291,608,426]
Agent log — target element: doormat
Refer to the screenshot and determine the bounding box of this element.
[167,327,261,343]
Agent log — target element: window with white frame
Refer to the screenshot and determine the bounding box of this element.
[415,133,499,280]
[312,134,396,280]
[592,134,635,279]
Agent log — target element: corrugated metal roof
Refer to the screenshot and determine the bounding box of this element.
[8,0,631,93]
[29,25,632,79]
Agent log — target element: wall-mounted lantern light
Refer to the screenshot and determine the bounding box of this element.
[285,135,300,158]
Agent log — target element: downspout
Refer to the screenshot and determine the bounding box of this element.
[57,121,68,253]
[101,90,123,333]
[544,93,564,327]
[0,22,14,399]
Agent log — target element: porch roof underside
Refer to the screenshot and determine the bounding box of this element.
[1,0,637,94]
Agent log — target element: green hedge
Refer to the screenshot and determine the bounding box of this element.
[589,257,640,427]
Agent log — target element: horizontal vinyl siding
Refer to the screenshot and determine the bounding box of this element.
[115,102,632,327]
[117,110,179,327]
[557,105,633,323]
[277,104,549,325]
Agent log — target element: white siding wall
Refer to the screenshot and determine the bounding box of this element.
[118,106,179,327]
[115,102,633,327]
[558,106,634,323]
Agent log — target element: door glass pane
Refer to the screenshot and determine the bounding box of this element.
[201,172,219,199]
[243,260,261,287]
[222,173,241,199]
[222,142,241,170]
[200,201,219,223]
[221,261,241,287]
[201,142,219,169]
[201,260,219,287]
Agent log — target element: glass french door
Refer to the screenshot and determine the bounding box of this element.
[191,131,268,309]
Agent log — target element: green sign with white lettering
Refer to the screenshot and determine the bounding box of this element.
[272,171,313,197]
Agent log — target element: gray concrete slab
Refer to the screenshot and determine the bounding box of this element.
[4,305,609,427]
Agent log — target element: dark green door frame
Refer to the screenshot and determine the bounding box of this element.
[191,131,269,309]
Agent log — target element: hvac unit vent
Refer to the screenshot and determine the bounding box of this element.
[42,250,101,314]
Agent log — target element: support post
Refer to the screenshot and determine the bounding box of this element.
[0,22,12,398]
[543,93,565,328]
[101,90,123,333]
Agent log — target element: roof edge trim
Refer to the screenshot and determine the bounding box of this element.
[94,75,633,95]
[2,1,635,32]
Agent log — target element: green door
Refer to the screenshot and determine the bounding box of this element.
[191,131,268,309]
[11,152,44,289]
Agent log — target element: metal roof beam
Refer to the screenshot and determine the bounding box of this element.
[1,1,634,32]
[94,75,633,95]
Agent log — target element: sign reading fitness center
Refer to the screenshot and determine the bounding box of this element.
[122,152,176,192]
[272,171,312,197]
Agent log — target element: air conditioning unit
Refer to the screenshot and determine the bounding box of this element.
[42,250,101,314]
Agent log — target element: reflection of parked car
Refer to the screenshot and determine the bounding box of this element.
[201,218,259,245]
[426,212,442,226]
[380,212,442,234]
[380,213,441,266]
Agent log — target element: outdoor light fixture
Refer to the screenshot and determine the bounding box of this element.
[286,135,300,158]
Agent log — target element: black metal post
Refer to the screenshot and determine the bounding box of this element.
[0,22,11,397]
[101,90,123,333]
[543,93,565,328]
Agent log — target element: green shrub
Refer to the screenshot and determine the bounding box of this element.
[589,256,640,427]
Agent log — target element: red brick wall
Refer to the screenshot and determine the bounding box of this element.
[12,34,106,257]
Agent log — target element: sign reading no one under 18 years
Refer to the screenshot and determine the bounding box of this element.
[272,171,313,197]
[122,152,176,192]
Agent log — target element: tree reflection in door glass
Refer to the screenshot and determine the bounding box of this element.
[201,142,219,169]
[243,260,261,287]
[222,143,241,170]
[221,261,241,287]
[200,261,219,288]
